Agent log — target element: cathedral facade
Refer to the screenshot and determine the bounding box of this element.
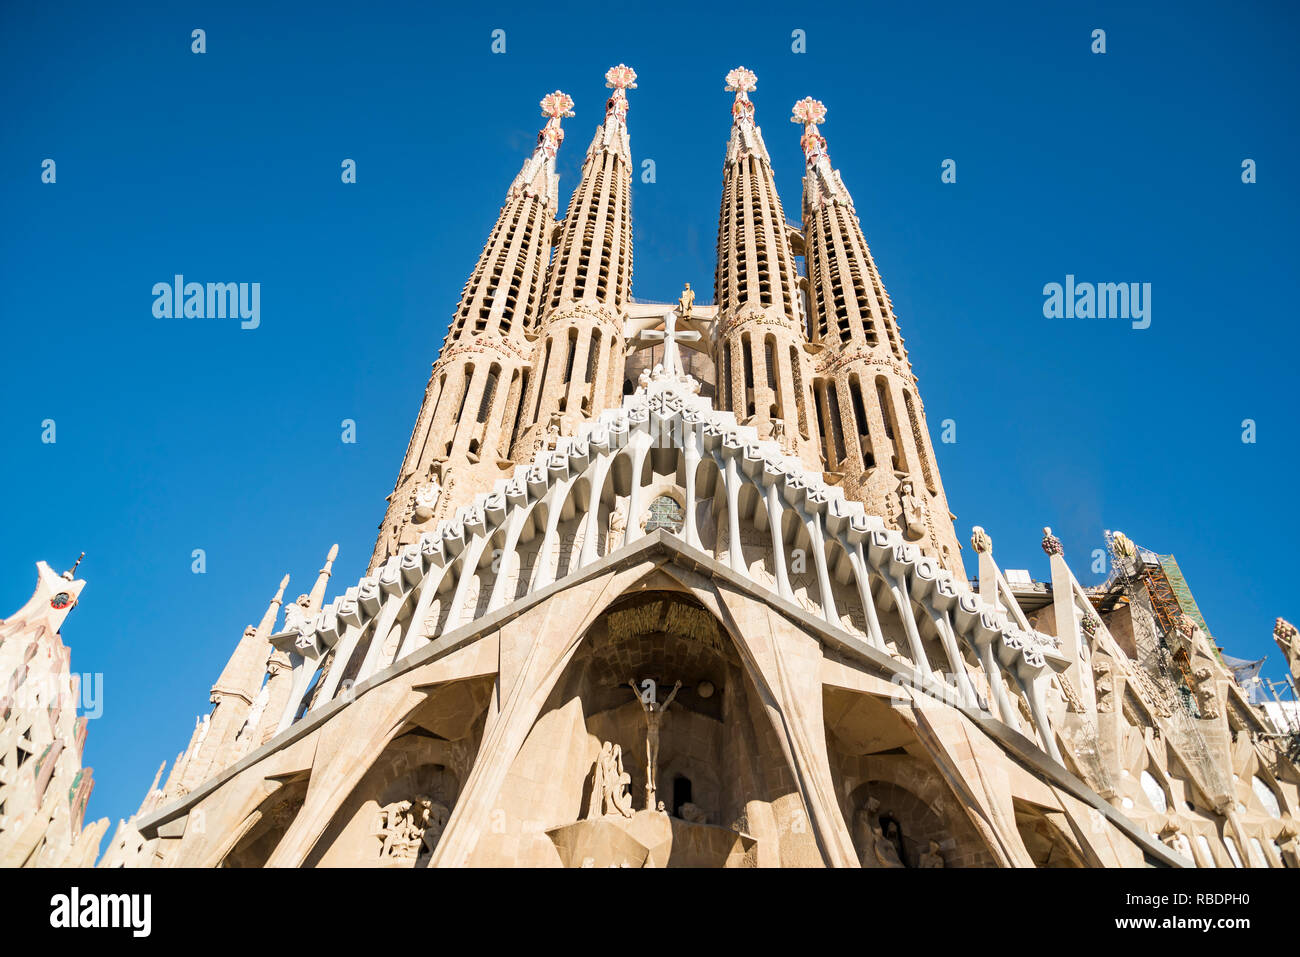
[89,67,1299,868]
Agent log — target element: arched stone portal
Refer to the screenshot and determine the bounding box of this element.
[467,589,821,866]
[218,777,309,868]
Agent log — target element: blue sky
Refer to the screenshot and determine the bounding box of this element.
[2,0,1297,833]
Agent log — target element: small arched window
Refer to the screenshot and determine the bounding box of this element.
[645,495,684,535]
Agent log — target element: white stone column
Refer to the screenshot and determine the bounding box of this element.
[531,476,575,589]
[623,437,651,546]
[803,509,838,624]
[845,544,887,651]
[723,453,745,574]
[887,573,928,672]
[275,649,317,734]
[764,480,793,601]
[446,533,492,626]
[487,507,531,611]
[973,634,1015,726]
[578,453,613,566]
[682,428,702,550]
[391,563,454,665]
[935,609,980,710]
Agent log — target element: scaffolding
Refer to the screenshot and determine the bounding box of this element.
[1102,533,1230,799]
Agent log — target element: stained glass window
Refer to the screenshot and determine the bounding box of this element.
[645,495,684,534]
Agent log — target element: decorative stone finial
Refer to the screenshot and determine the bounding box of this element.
[1274,617,1297,644]
[725,67,757,121]
[604,64,637,123]
[1041,527,1063,557]
[537,91,574,158]
[791,97,828,164]
[605,64,637,90]
[970,526,991,554]
[62,552,85,581]
[1080,613,1099,638]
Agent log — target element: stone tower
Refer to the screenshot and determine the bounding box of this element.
[370,92,575,571]
[793,98,964,574]
[712,68,821,472]
[511,65,637,457]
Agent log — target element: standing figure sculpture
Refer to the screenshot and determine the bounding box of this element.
[586,740,634,819]
[628,678,682,811]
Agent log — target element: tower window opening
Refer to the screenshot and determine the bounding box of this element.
[813,381,832,468]
[506,370,527,455]
[532,340,552,424]
[447,367,473,456]
[476,366,499,424]
[790,346,809,439]
[742,335,755,418]
[876,377,904,471]
[827,384,847,466]
[849,376,875,470]
[724,346,734,410]
[562,329,578,384]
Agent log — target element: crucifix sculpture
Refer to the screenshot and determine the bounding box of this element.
[628,678,681,811]
[637,310,700,378]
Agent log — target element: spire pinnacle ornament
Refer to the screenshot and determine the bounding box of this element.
[791,96,828,164]
[604,64,637,123]
[725,66,757,121]
[537,90,574,158]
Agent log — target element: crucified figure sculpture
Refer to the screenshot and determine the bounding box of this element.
[628,679,681,812]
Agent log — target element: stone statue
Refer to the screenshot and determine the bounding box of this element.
[545,412,563,451]
[607,506,626,551]
[769,418,794,455]
[586,741,633,820]
[918,839,945,868]
[376,795,447,863]
[677,282,695,318]
[898,480,927,541]
[628,678,681,811]
[871,821,905,868]
[970,525,991,554]
[411,480,442,524]
[282,594,312,633]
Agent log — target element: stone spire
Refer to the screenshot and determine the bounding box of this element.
[512,66,638,456]
[713,69,820,470]
[182,572,291,788]
[369,94,574,572]
[306,544,338,616]
[794,98,963,573]
[210,573,288,704]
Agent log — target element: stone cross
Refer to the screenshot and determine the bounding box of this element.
[637,310,700,378]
